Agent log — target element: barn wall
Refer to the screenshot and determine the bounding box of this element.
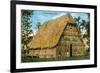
[56,24,85,57]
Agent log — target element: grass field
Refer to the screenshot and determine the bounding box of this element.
[21,55,90,63]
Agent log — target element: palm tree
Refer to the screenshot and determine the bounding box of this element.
[74,16,81,28]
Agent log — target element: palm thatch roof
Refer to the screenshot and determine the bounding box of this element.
[28,15,75,49]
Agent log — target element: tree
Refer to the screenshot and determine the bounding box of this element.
[80,20,86,30]
[37,22,41,29]
[74,16,81,28]
[74,14,90,55]
[86,21,90,37]
[21,10,33,51]
[86,13,90,37]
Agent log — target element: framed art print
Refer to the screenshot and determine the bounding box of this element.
[10,0,97,72]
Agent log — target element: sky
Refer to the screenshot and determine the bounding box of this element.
[30,10,89,33]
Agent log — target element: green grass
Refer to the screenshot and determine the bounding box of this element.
[21,55,90,63]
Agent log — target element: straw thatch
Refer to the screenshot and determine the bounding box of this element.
[28,15,75,49]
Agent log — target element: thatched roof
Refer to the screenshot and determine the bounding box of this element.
[28,15,75,49]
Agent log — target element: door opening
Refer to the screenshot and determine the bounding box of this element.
[70,44,72,57]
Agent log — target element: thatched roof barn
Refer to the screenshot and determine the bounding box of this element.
[27,15,85,58]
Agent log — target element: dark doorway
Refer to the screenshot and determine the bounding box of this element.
[70,44,72,57]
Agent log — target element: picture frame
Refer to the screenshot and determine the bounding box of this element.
[10,0,97,73]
